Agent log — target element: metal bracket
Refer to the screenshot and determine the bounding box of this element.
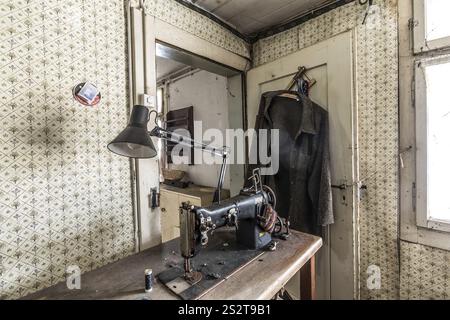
[408,18,419,30]
[199,215,215,246]
[412,182,417,212]
[331,184,347,190]
[359,184,368,201]
[408,18,419,52]
[150,188,159,209]
[331,179,350,191]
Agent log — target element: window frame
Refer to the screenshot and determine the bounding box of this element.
[415,55,450,233]
[413,0,450,53]
[400,0,450,251]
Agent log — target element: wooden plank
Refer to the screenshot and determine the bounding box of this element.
[23,230,322,300]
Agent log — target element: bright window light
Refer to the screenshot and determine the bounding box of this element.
[426,61,450,222]
[426,0,450,41]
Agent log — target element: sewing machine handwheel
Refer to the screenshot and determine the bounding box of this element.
[262,185,276,209]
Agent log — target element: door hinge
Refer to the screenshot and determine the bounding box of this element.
[408,18,418,31]
[408,18,418,52]
[412,182,417,212]
[131,169,137,182]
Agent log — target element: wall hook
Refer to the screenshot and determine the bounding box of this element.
[359,0,374,25]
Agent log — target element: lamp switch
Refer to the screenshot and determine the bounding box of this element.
[150,188,159,209]
[142,94,155,108]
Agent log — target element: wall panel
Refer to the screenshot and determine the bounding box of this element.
[0,0,134,299]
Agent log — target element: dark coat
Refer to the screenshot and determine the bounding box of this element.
[248,91,333,235]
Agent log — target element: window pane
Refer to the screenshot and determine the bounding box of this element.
[426,61,450,221]
[426,0,450,41]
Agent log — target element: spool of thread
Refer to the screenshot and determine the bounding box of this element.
[145,269,153,293]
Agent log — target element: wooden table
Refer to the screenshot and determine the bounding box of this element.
[24,230,322,300]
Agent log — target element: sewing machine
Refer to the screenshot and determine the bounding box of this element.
[158,169,285,299]
[105,107,303,299]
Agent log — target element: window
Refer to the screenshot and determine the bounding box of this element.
[415,57,450,232]
[414,0,450,53]
[400,0,450,250]
[425,0,450,41]
[414,0,450,233]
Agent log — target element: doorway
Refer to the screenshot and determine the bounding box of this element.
[127,7,252,250]
[246,31,357,299]
[155,42,247,197]
[155,42,248,243]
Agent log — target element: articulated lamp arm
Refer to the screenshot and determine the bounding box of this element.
[148,111,229,204]
[108,106,229,204]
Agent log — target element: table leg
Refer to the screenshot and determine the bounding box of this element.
[300,255,316,300]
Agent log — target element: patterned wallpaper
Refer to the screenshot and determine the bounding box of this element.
[400,242,450,299]
[0,0,135,299]
[142,0,251,59]
[253,0,450,300]
[1,0,448,301]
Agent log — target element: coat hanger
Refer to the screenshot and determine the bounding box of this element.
[282,66,317,98]
[286,67,307,91]
[277,92,300,100]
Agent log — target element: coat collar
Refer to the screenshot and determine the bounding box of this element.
[261,90,319,136]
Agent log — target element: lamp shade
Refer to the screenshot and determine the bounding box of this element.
[107,105,158,158]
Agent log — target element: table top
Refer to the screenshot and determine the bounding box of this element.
[24,230,322,300]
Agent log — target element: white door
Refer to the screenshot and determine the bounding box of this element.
[246,31,356,299]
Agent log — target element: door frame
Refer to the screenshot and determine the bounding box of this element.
[127,3,251,250]
[246,31,359,299]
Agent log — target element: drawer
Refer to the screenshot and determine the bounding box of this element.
[162,226,180,243]
[160,191,180,234]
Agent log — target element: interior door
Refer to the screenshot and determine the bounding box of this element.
[246,31,356,299]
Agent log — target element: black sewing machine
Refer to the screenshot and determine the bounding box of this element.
[158,169,288,299]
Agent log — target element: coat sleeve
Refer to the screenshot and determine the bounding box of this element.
[308,111,334,227]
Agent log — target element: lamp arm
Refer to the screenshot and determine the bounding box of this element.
[149,126,229,204]
[149,126,229,158]
[213,155,228,203]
